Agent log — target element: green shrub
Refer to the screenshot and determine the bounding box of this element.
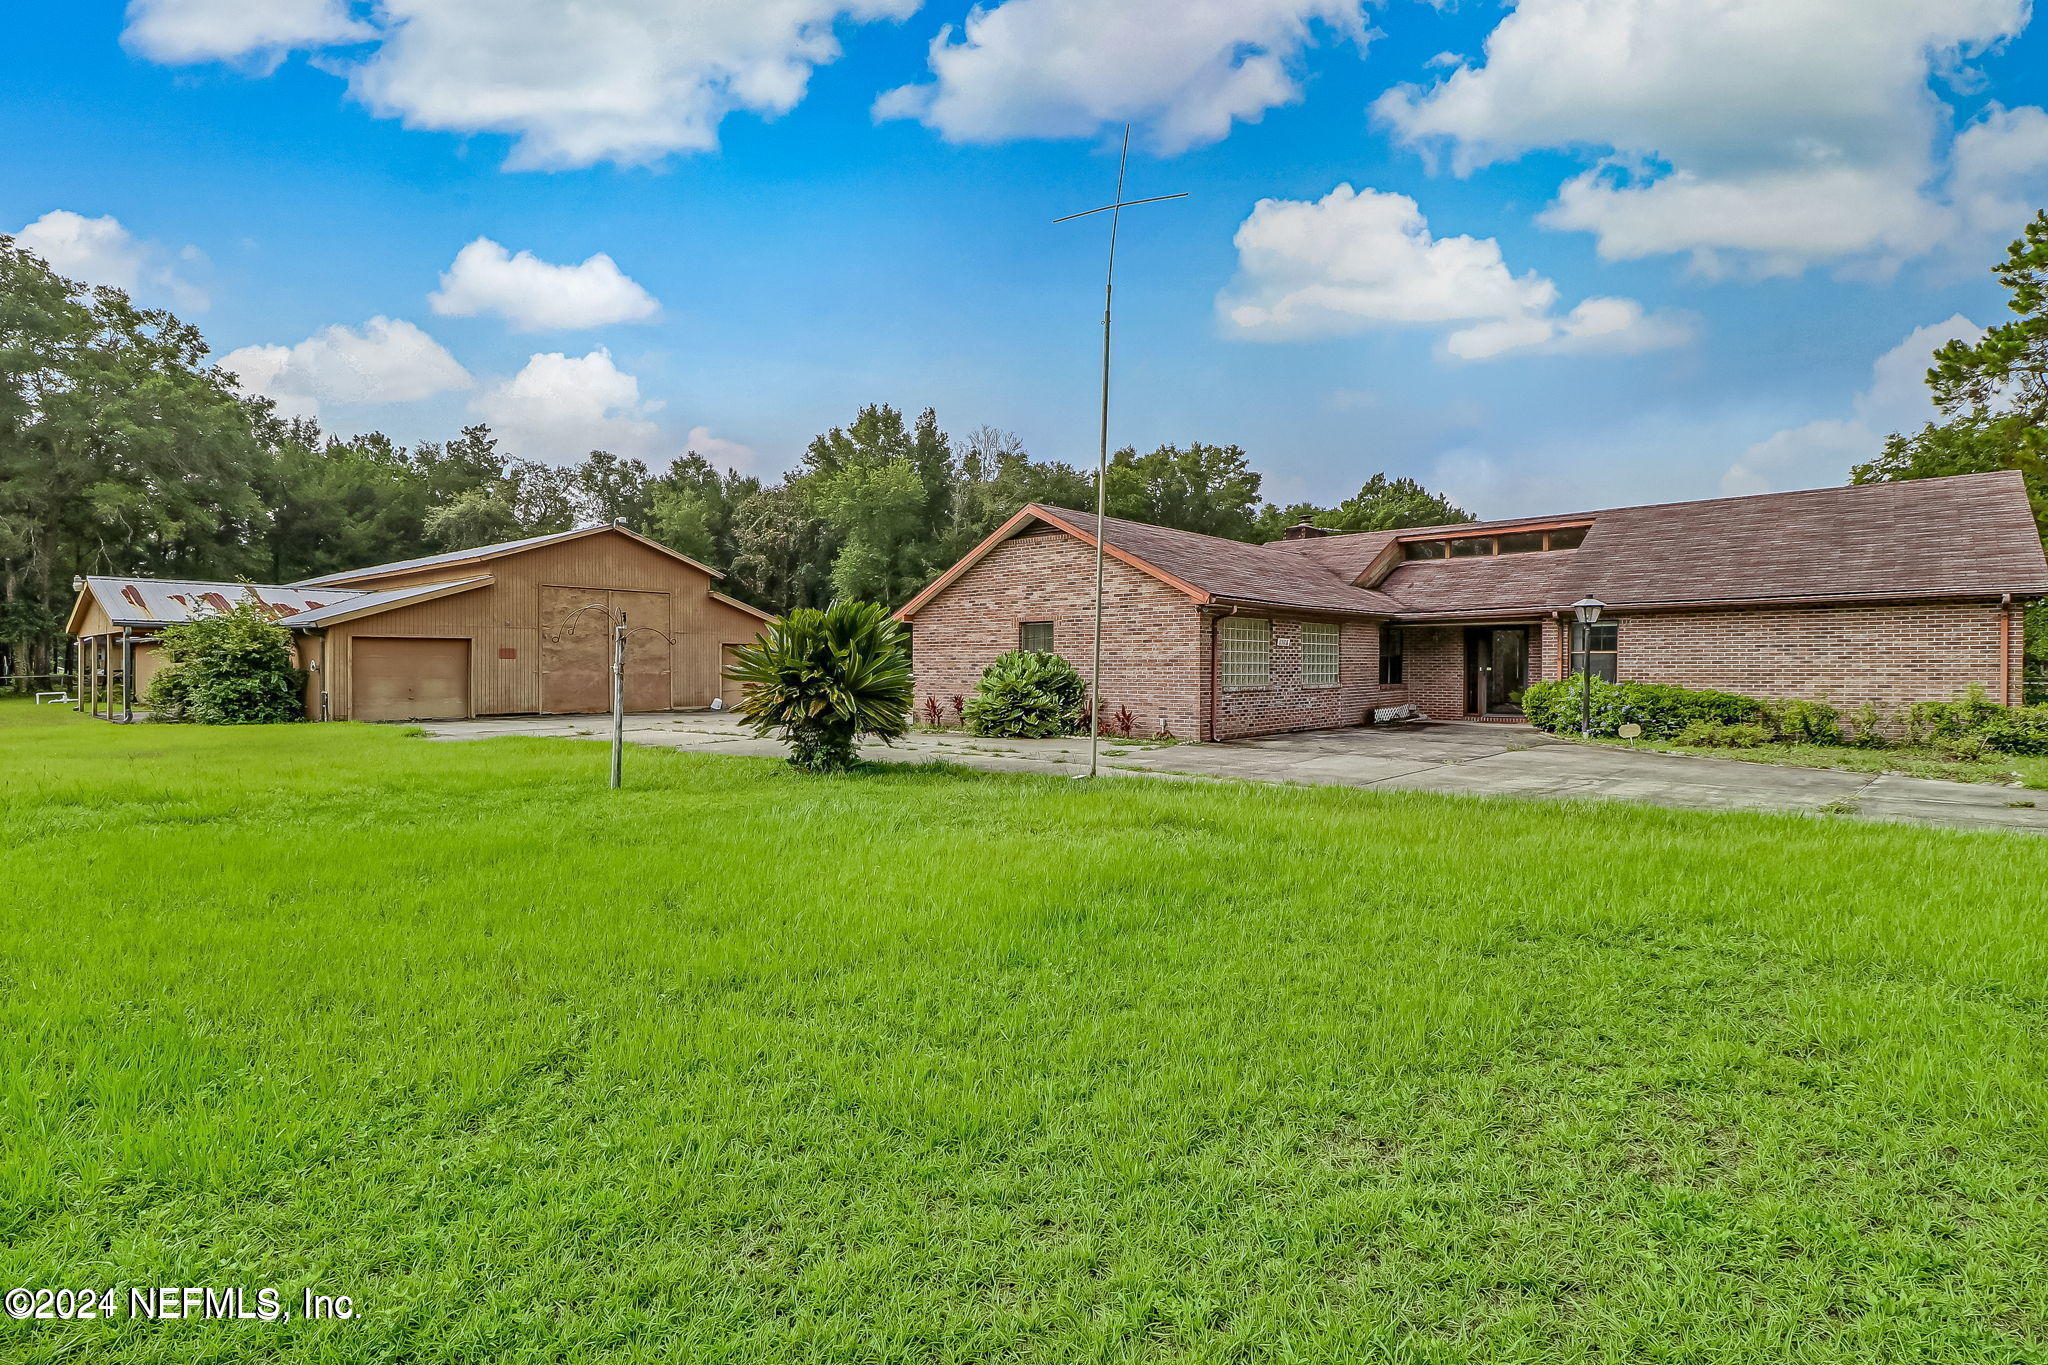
[725,600,912,772]
[1843,702,1889,749]
[1941,733,1994,762]
[964,651,1087,738]
[1905,684,2004,745]
[144,600,304,725]
[1976,708,2048,755]
[143,666,193,723]
[1521,677,1763,739]
[1768,698,1842,745]
[1904,685,2048,755]
[1673,720,1770,748]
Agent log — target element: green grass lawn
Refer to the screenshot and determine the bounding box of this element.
[7,700,2048,1362]
[1572,733,2048,789]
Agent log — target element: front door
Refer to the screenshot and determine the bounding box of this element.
[1465,626,1530,716]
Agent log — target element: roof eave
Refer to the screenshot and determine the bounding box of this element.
[1388,584,2048,621]
[709,589,774,623]
[1202,596,1392,620]
[282,575,494,629]
[291,524,721,590]
[896,505,1214,620]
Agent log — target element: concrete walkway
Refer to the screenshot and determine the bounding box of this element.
[417,712,2048,834]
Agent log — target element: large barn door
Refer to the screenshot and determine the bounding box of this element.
[540,585,610,714]
[611,589,672,711]
[540,585,674,714]
[350,637,471,721]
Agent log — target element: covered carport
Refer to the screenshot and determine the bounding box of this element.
[64,576,348,722]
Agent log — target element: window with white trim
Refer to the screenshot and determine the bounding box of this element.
[1300,622,1340,688]
[1220,616,1271,690]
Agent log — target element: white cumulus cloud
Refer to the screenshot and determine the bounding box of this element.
[875,0,1369,152]
[123,0,919,169]
[1216,184,1689,361]
[1722,315,1982,495]
[683,426,759,471]
[121,0,372,67]
[1375,0,2033,274]
[472,350,664,460]
[1948,103,2048,248]
[220,317,472,420]
[13,209,209,311]
[430,237,660,331]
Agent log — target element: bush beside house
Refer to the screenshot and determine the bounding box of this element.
[963,651,1087,738]
[1524,677,2048,758]
[143,602,304,724]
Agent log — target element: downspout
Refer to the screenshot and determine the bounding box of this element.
[2000,594,2013,707]
[1206,604,1240,742]
[1206,609,1219,742]
[1550,609,1564,682]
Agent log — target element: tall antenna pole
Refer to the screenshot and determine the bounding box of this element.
[1086,128,1128,781]
[1053,127,1186,779]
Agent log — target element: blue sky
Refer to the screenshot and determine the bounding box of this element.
[6,1,2047,517]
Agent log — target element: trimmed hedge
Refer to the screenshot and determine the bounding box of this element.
[1527,676,2048,757]
[1520,678,1763,740]
[964,651,1087,738]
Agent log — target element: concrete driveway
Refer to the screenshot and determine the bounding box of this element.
[416,712,2048,834]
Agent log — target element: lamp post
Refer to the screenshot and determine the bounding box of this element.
[1571,597,1605,737]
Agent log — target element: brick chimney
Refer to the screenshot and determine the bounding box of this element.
[1279,515,1330,541]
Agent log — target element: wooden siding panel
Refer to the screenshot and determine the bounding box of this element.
[316,529,772,717]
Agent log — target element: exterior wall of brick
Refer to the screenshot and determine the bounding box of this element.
[1613,599,2022,712]
[1399,618,1565,721]
[1207,614,1407,740]
[905,529,1206,737]
[1396,604,2018,721]
[910,531,2024,736]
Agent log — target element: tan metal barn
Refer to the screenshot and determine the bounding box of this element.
[66,525,774,722]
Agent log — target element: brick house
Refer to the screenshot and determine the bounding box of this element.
[895,470,2048,741]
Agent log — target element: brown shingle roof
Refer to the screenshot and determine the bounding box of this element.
[1371,471,2048,616]
[901,472,2047,623]
[1025,505,1402,615]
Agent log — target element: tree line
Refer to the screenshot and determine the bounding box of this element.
[0,235,1471,686]
[1853,209,2048,678]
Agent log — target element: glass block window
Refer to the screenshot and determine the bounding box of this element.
[1571,621,1619,682]
[1220,616,1271,690]
[1300,622,1340,688]
[1378,625,1404,685]
[1018,620,1054,653]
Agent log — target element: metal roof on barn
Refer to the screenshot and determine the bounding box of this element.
[279,576,493,628]
[78,577,365,629]
[289,526,596,588]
